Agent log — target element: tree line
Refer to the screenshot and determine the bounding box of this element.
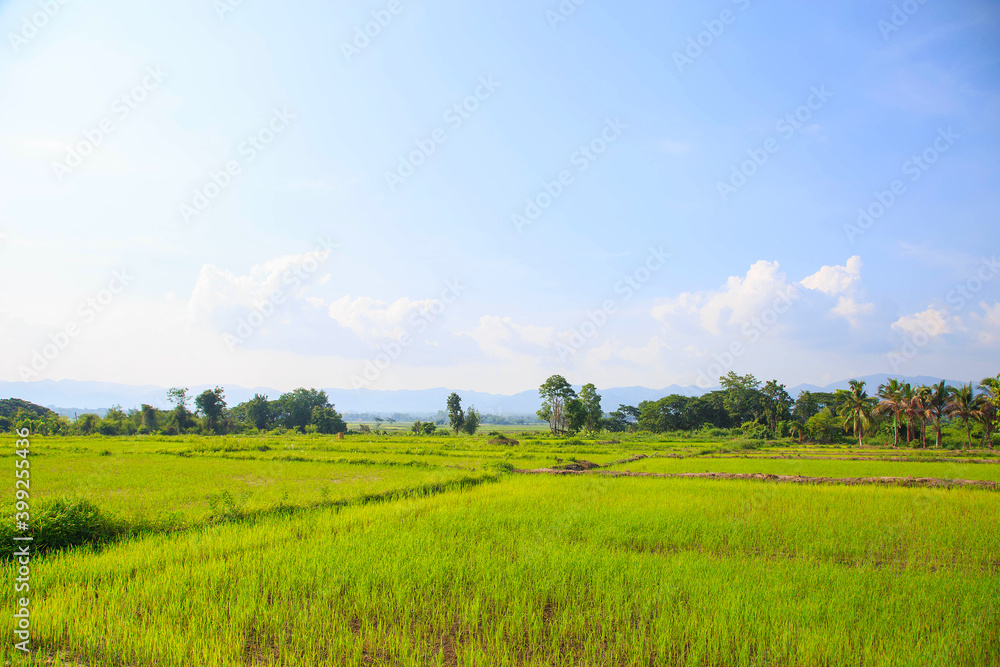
[534,372,1000,448]
[4,372,997,448]
[1,387,349,436]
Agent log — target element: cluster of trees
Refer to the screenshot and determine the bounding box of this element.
[868,377,999,448]
[533,372,1000,448]
[407,394,483,436]
[536,376,606,434]
[531,373,795,437]
[0,399,68,435]
[6,387,349,436]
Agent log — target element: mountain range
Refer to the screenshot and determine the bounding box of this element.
[0,375,967,418]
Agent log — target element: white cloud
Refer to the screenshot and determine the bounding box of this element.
[326,295,439,341]
[800,255,863,296]
[891,306,955,338]
[462,315,555,360]
[653,260,796,334]
[187,249,333,320]
[968,302,1000,345]
[831,296,876,329]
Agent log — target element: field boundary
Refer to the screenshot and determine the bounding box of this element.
[514,468,1000,489]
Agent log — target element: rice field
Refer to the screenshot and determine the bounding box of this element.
[3,433,998,665]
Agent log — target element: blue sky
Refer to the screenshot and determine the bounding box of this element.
[1,0,998,394]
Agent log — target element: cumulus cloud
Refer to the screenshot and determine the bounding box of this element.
[187,249,333,320]
[326,295,441,341]
[800,255,863,296]
[461,315,555,360]
[652,260,799,335]
[831,296,876,329]
[890,306,955,338]
[968,302,1000,345]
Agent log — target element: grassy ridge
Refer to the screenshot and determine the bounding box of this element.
[2,475,996,666]
[608,455,1000,481]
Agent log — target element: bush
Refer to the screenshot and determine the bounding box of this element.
[1,498,120,557]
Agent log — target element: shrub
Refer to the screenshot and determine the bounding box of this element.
[0,498,120,557]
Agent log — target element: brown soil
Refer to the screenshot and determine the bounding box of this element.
[550,460,601,471]
[691,454,1000,464]
[514,468,1000,489]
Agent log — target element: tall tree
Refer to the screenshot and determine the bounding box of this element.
[978,375,1000,449]
[761,380,793,436]
[462,406,481,435]
[564,398,588,434]
[311,406,346,434]
[947,383,979,448]
[836,380,876,447]
[913,385,931,448]
[140,404,158,433]
[874,379,905,448]
[277,388,331,432]
[166,387,192,432]
[578,383,603,433]
[538,375,576,434]
[195,386,227,434]
[898,383,917,446]
[446,392,465,434]
[245,393,272,431]
[719,372,762,426]
[925,381,949,449]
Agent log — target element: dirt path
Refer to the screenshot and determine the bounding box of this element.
[514,468,1000,490]
[680,454,1000,464]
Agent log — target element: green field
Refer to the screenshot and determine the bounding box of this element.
[3,433,998,666]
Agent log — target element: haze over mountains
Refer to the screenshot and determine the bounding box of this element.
[0,376,966,418]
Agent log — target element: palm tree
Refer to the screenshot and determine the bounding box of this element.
[947,383,980,449]
[899,383,917,446]
[976,401,997,450]
[875,379,905,448]
[789,421,806,443]
[926,380,949,449]
[978,375,1000,449]
[914,385,931,448]
[837,380,877,447]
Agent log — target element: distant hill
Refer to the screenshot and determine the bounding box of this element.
[0,375,975,416]
[0,398,57,419]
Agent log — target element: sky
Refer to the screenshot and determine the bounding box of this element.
[1,0,998,395]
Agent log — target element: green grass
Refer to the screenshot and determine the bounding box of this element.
[2,475,997,666]
[4,433,998,665]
